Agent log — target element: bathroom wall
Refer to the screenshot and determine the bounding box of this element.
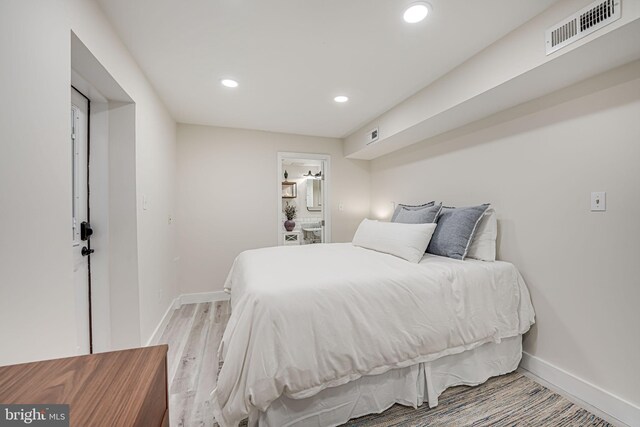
[281,164,323,225]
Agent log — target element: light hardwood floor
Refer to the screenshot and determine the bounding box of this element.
[157,301,230,427]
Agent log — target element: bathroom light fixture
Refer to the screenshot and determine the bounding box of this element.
[403,2,430,23]
[334,95,349,103]
[221,78,239,88]
[304,171,322,179]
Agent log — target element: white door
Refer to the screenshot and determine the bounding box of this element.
[71,88,91,354]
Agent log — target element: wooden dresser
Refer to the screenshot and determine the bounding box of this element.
[0,345,169,426]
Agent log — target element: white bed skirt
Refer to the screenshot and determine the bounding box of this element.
[250,335,523,427]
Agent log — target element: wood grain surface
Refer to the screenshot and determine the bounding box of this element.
[0,345,168,426]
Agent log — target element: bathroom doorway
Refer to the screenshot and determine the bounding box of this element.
[277,153,331,246]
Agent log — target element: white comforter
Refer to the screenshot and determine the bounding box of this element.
[211,243,535,427]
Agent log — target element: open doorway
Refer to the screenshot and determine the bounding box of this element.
[277,153,331,246]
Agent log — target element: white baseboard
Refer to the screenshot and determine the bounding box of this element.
[178,291,230,305]
[146,291,230,347]
[521,351,640,427]
[146,298,179,346]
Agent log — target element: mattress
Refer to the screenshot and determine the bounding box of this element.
[212,243,535,427]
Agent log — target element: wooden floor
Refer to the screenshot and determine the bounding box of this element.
[156,301,230,427]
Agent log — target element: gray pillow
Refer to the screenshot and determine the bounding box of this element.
[427,204,490,260]
[390,201,435,222]
[393,203,442,224]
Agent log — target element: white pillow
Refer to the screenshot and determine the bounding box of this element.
[466,207,497,261]
[352,219,437,263]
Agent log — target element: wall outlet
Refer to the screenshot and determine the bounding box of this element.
[591,191,606,211]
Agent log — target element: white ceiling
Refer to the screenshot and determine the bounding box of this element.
[96,0,559,138]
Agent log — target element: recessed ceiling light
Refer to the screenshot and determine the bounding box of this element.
[403,2,430,23]
[221,79,239,88]
[334,95,349,103]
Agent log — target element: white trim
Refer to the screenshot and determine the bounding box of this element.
[146,298,179,346]
[146,291,231,346]
[277,152,332,246]
[521,352,640,427]
[178,291,230,306]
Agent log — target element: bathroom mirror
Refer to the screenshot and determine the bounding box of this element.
[282,181,297,198]
[306,179,322,211]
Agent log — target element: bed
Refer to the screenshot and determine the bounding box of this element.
[211,242,535,427]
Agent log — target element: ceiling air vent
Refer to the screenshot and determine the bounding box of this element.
[545,0,621,55]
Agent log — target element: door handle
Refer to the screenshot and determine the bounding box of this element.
[81,247,94,257]
[80,221,93,241]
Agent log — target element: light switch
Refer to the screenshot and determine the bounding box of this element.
[591,192,606,212]
[338,203,344,211]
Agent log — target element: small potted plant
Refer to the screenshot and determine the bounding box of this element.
[283,202,297,231]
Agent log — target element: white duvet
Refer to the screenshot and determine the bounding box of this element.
[211,243,535,427]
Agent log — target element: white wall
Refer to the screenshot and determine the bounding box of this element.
[106,103,142,349]
[177,124,370,294]
[369,62,640,407]
[0,0,76,365]
[0,0,178,365]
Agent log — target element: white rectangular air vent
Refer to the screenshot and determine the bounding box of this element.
[545,0,621,55]
[366,127,379,145]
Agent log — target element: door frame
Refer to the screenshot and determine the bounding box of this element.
[276,152,331,246]
[72,32,141,352]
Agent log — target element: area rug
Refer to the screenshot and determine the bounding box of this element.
[234,371,612,426]
[343,371,613,426]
